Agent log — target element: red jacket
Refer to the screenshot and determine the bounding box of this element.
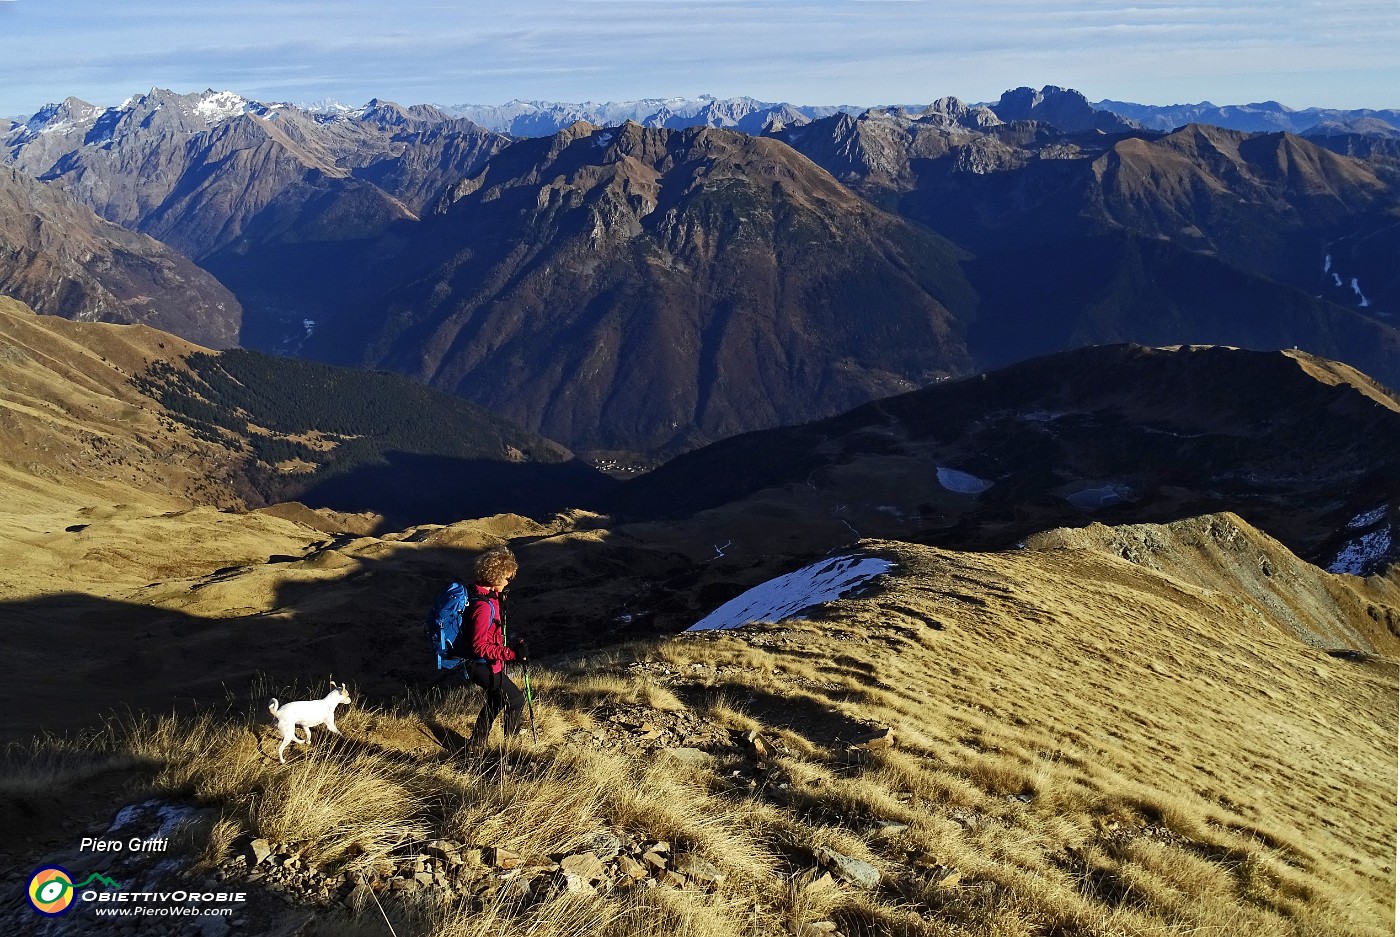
[468,584,515,674]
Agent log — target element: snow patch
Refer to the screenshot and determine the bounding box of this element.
[937,467,991,494]
[1332,273,1343,288]
[195,91,248,123]
[1323,254,1332,273]
[1328,526,1393,576]
[595,131,615,148]
[686,554,894,631]
[1349,277,1370,308]
[1346,505,1388,530]
[297,97,355,115]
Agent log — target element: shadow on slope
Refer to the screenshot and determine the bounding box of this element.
[607,344,1400,562]
[0,591,415,744]
[963,233,1400,388]
[292,452,614,532]
[132,347,618,529]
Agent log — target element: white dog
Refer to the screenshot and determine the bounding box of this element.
[268,679,352,763]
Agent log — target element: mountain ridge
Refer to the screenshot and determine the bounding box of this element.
[7,85,1400,457]
[609,342,1400,570]
[305,120,977,455]
[0,298,610,529]
[0,165,242,347]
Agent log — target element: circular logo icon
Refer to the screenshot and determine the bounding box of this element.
[27,866,76,916]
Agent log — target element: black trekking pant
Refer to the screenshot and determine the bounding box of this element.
[467,661,525,745]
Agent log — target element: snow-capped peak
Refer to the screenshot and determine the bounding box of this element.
[295,97,356,116]
[22,97,103,137]
[193,90,250,123]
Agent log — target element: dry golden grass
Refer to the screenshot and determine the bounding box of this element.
[2,525,1395,937]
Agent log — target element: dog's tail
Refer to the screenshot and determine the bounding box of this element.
[268,699,280,719]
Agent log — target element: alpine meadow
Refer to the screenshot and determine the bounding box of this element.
[0,49,1397,937]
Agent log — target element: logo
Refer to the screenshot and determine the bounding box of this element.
[26,866,121,916]
[27,866,75,916]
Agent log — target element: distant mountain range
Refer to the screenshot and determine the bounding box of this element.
[290,87,1400,139]
[434,96,862,137]
[4,84,1400,459]
[1094,98,1400,134]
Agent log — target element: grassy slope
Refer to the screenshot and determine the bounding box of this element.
[2,301,1394,933]
[4,525,1394,937]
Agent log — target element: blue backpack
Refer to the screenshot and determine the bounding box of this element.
[425,582,470,671]
[424,583,504,671]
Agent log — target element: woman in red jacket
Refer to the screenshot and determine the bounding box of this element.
[462,547,528,747]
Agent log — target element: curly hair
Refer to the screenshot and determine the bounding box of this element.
[474,547,518,586]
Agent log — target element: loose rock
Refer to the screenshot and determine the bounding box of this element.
[423,840,464,866]
[744,730,773,759]
[245,839,272,867]
[677,855,725,888]
[817,847,881,889]
[617,855,648,880]
[560,852,606,883]
[581,832,624,860]
[490,847,524,870]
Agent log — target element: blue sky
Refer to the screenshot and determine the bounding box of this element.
[1,0,1396,118]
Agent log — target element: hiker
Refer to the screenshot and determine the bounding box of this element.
[457,546,530,747]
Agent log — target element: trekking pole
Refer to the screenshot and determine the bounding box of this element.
[522,660,538,745]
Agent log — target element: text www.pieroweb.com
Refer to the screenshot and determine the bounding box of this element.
[92,905,234,918]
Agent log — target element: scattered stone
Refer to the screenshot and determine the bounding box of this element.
[617,855,648,880]
[744,730,773,759]
[936,869,963,888]
[802,871,837,894]
[803,923,839,936]
[676,854,725,888]
[556,870,597,895]
[582,832,623,860]
[560,852,606,883]
[661,871,688,889]
[423,840,464,866]
[245,839,272,867]
[817,847,881,889]
[665,747,714,766]
[451,865,481,887]
[490,847,525,870]
[642,851,669,873]
[875,821,909,834]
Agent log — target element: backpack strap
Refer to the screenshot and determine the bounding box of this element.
[453,589,503,663]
